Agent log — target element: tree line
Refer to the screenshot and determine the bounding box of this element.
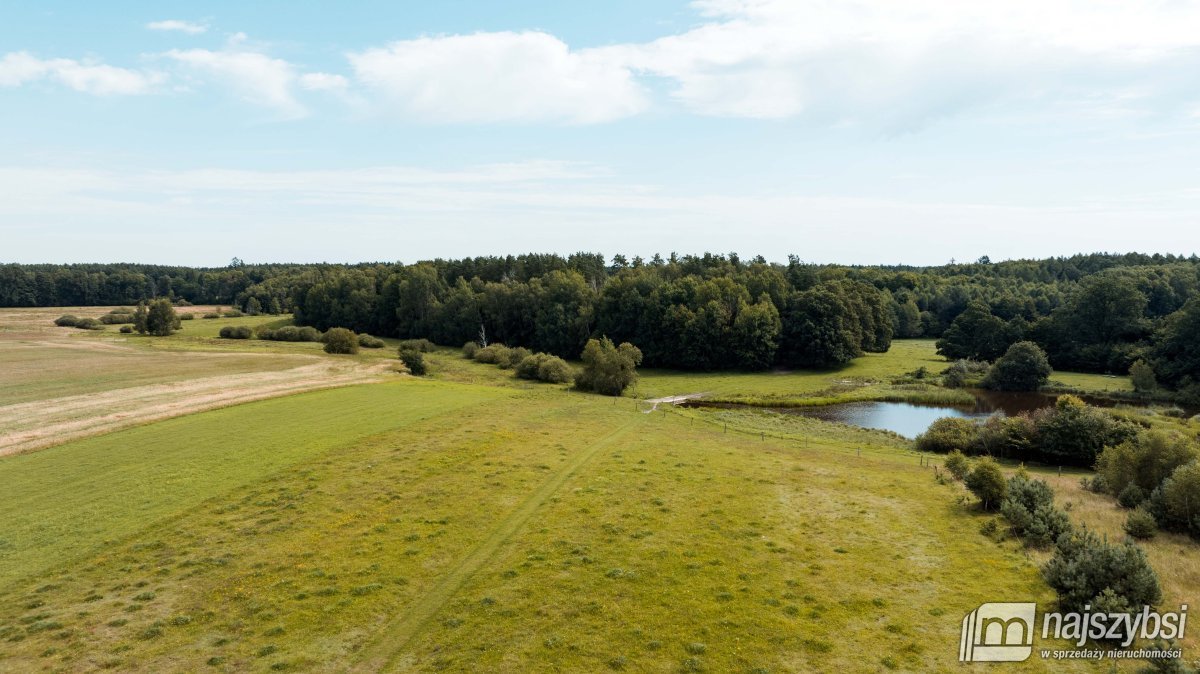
[5,253,1200,384]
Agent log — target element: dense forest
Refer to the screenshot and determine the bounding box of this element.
[3,253,1199,396]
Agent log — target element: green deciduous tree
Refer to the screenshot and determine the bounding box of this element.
[965,457,1008,510]
[145,299,180,336]
[575,336,642,396]
[983,341,1052,391]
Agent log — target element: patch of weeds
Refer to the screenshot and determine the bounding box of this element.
[257,645,278,657]
[682,657,704,672]
[350,583,382,596]
[685,643,706,655]
[139,622,164,640]
[171,615,193,626]
[608,655,628,670]
[645,640,662,651]
[881,656,899,670]
[802,639,832,654]
[26,620,64,634]
[106,618,128,628]
[25,599,45,610]
[206,656,225,666]
[443,617,464,628]
[133,591,155,601]
[264,626,285,636]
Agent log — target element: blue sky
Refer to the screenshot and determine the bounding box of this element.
[3,1,1200,266]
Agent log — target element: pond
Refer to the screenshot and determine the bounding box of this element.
[687,390,1194,439]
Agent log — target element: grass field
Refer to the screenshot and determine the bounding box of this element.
[0,376,1097,672]
[0,311,1181,672]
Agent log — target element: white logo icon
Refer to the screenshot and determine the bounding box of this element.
[960,603,1037,662]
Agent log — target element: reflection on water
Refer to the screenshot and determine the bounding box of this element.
[722,390,1192,439]
[779,401,990,438]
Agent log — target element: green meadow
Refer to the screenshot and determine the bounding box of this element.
[1,346,1111,672]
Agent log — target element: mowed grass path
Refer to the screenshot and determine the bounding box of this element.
[0,381,505,590]
[0,373,1095,672]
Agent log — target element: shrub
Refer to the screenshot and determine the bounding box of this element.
[54,315,79,327]
[982,341,1052,391]
[398,348,426,375]
[119,325,134,334]
[500,347,531,370]
[1130,359,1157,393]
[514,353,575,384]
[1095,431,1198,503]
[1124,508,1157,540]
[964,457,1007,510]
[219,326,252,339]
[944,449,970,480]
[1000,474,1070,547]
[74,317,104,330]
[99,312,134,324]
[179,312,194,320]
[1032,395,1139,467]
[357,334,385,349]
[941,359,989,388]
[223,309,244,318]
[967,415,1037,461]
[1157,461,1200,537]
[915,417,977,454]
[473,344,511,365]
[202,312,220,319]
[462,341,479,359]
[260,325,324,342]
[322,327,358,354]
[1118,483,1147,509]
[575,337,642,397]
[398,338,435,353]
[1043,527,1161,614]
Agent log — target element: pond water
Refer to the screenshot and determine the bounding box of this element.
[777,401,987,438]
[687,390,1193,439]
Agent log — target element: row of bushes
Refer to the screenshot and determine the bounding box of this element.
[217,323,388,351]
[54,315,104,330]
[1090,431,1200,540]
[916,395,1139,466]
[947,454,1162,624]
[255,325,323,342]
[463,342,574,384]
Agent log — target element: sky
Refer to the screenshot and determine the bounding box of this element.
[2,0,1200,267]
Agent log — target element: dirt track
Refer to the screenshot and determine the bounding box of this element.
[0,358,392,457]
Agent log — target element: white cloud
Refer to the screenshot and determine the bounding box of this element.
[347,31,648,124]
[600,0,1200,125]
[146,19,207,35]
[299,72,349,92]
[165,47,304,117]
[0,51,161,95]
